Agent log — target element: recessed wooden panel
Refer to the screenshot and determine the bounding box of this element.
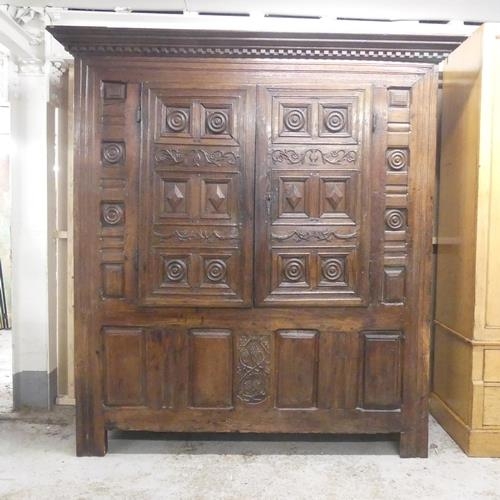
[101,263,124,298]
[383,266,406,304]
[103,328,145,406]
[361,332,403,410]
[188,330,233,409]
[276,330,319,409]
[484,350,500,382]
[483,387,500,426]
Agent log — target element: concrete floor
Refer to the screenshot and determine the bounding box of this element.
[1,330,500,499]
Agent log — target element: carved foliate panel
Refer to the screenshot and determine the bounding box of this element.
[256,85,371,306]
[236,335,271,405]
[139,85,254,306]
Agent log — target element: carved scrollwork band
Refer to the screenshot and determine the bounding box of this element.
[271,148,357,166]
[385,209,406,230]
[153,228,239,242]
[155,148,240,168]
[101,203,125,226]
[272,229,358,242]
[206,111,228,134]
[166,109,189,133]
[324,110,346,133]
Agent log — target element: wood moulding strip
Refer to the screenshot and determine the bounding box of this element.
[47,27,464,63]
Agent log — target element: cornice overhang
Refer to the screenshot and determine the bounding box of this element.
[47,26,465,63]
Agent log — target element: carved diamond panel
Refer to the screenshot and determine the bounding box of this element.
[162,181,188,215]
[279,177,309,218]
[201,180,231,218]
[236,335,271,405]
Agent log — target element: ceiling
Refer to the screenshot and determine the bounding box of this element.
[4,0,500,23]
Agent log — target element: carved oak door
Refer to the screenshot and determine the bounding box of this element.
[138,85,255,306]
[255,86,372,305]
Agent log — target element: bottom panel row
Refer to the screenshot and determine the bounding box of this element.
[102,327,403,412]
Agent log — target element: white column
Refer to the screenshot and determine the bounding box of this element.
[10,59,54,408]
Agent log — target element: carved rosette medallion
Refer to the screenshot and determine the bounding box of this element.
[386,148,408,171]
[284,109,306,131]
[102,142,125,165]
[164,259,187,283]
[282,258,305,283]
[166,109,189,132]
[324,110,346,133]
[206,111,228,134]
[321,258,344,282]
[205,259,227,283]
[101,203,124,226]
[236,335,271,404]
[385,209,406,230]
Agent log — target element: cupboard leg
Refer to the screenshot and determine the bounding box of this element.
[399,424,428,458]
[76,420,108,457]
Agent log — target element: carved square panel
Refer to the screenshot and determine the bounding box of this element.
[201,256,231,287]
[320,106,350,136]
[318,255,347,286]
[161,256,190,288]
[279,104,312,138]
[200,179,232,219]
[164,106,191,134]
[201,106,231,137]
[101,202,125,227]
[273,253,310,289]
[102,81,126,100]
[102,141,125,166]
[278,176,310,219]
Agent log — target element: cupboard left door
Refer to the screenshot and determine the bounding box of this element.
[138,84,256,307]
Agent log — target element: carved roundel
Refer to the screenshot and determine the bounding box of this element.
[284,109,306,132]
[166,109,189,133]
[385,209,406,230]
[324,109,346,133]
[321,258,344,282]
[101,203,124,226]
[387,148,408,171]
[102,142,125,165]
[282,257,305,283]
[164,259,187,283]
[205,258,227,283]
[206,111,228,134]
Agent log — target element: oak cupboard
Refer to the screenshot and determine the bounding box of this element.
[431,24,500,457]
[48,27,441,457]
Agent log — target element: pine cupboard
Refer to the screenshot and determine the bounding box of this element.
[48,27,441,457]
[432,24,500,457]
